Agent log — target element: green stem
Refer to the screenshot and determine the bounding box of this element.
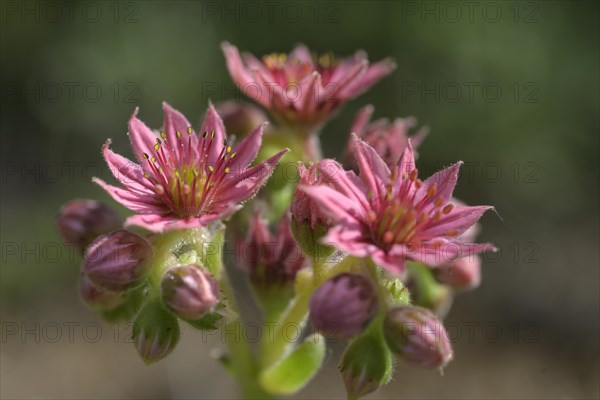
[259,256,338,368]
[260,285,311,368]
[147,230,188,298]
[221,273,273,399]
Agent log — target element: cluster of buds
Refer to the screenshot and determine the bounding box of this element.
[55,42,496,399]
[57,199,222,363]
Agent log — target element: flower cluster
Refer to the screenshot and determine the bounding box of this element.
[56,43,496,399]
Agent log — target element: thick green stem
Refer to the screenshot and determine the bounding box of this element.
[221,273,273,399]
[259,256,351,368]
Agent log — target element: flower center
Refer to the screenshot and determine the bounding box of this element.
[263,52,339,86]
[141,129,236,218]
[368,168,454,251]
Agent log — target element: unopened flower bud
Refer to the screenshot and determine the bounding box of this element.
[78,272,125,310]
[345,105,428,169]
[239,212,307,286]
[340,319,392,398]
[161,265,219,320]
[435,255,481,291]
[309,273,378,340]
[290,161,338,260]
[132,300,180,364]
[383,306,453,369]
[216,101,268,138]
[84,230,152,291]
[56,199,122,253]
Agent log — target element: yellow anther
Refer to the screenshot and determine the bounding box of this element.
[427,183,437,198]
[187,126,193,135]
[176,130,182,138]
[143,153,149,159]
[442,204,454,214]
[154,144,160,151]
[224,167,230,173]
[160,131,167,139]
[226,146,232,153]
[409,169,418,182]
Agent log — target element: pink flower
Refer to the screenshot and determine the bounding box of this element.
[222,42,396,128]
[345,105,429,169]
[94,103,288,232]
[300,135,496,274]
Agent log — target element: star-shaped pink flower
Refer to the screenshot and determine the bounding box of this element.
[301,135,496,274]
[222,42,396,129]
[94,103,287,232]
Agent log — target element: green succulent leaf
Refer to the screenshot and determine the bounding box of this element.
[259,333,326,395]
[184,312,223,331]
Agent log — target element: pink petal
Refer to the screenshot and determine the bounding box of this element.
[316,160,370,214]
[219,149,288,192]
[289,44,314,65]
[127,109,158,166]
[422,205,493,238]
[342,58,396,99]
[331,59,369,100]
[418,162,462,207]
[125,211,231,233]
[369,250,407,275]
[323,225,372,257]
[200,104,227,162]
[221,42,256,90]
[298,72,321,114]
[228,122,266,170]
[352,134,390,204]
[93,178,163,214]
[395,140,416,178]
[351,105,375,137]
[300,184,363,225]
[162,102,196,158]
[102,140,153,192]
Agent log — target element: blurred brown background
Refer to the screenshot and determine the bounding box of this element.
[1,0,598,399]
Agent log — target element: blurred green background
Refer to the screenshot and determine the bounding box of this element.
[1,0,598,398]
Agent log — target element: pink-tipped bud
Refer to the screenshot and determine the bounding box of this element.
[161,265,219,320]
[383,306,453,369]
[238,212,307,286]
[132,300,180,364]
[290,162,332,231]
[83,230,153,291]
[435,255,481,291]
[56,199,122,252]
[78,273,125,310]
[216,101,268,138]
[290,161,338,261]
[309,273,378,340]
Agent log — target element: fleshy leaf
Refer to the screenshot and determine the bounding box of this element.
[259,334,326,395]
[184,313,223,331]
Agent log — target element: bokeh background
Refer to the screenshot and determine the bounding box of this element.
[1,0,599,398]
